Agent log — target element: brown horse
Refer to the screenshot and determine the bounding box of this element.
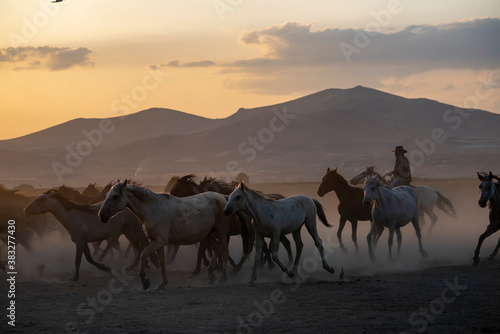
[24,190,156,281]
[317,168,383,253]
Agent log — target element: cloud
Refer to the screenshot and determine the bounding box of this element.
[153,59,216,68]
[0,46,93,71]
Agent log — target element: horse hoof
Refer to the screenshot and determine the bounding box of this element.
[248,281,255,287]
[421,251,429,259]
[341,247,348,254]
[104,266,112,273]
[69,277,78,282]
[190,270,200,277]
[142,278,150,290]
[154,284,165,290]
[472,258,480,266]
[286,271,295,278]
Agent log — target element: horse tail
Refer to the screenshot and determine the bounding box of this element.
[436,191,455,216]
[313,199,332,227]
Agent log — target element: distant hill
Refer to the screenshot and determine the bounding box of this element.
[1,86,499,187]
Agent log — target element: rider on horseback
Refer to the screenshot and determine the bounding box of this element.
[386,145,412,187]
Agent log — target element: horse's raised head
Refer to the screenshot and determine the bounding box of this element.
[478,171,496,208]
[318,167,338,197]
[99,179,128,223]
[362,175,379,208]
[224,182,246,216]
[350,167,370,185]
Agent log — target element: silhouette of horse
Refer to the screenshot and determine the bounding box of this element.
[351,166,455,234]
[24,189,154,281]
[363,175,428,262]
[224,182,335,286]
[170,174,293,272]
[317,168,383,253]
[474,171,500,266]
[99,180,232,290]
[82,183,101,199]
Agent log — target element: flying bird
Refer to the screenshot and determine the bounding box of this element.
[51,0,64,3]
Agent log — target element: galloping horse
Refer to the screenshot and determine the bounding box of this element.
[99,180,231,290]
[473,172,500,266]
[351,166,455,234]
[224,182,335,286]
[170,174,293,272]
[363,175,428,262]
[24,190,153,281]
[317,167,383,253]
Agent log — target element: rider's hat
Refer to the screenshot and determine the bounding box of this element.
[393,145,408,154]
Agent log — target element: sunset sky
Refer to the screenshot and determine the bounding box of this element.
[1,0,499,140]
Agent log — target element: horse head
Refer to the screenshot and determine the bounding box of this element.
[362,175,379,208]
[99,179,128,223]
[224,181,246,216]
[478,171,497,208]
[317,167,338,197]
[350,166,372,185]
[170,174,201,197]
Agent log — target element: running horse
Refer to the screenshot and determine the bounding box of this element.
[363,175,428,262]
[317,168,383,253]
[351,166,455,234]
[224,182,335,286]
[99,180,232,290]
[473,172,500,266]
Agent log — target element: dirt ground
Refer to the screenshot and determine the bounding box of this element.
[1,179,500,333]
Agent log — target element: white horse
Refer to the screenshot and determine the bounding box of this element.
[351,166,455,234]
[98,180,231,290]
[474,171,500,266]
[223,182,335,286]
[363,175,428,262]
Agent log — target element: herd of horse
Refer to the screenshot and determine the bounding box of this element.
[0,168,499,289]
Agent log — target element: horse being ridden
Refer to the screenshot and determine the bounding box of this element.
[473,171,500,266]
[99,180,232,290]
[317,167,383,253]
[224,182,335,286]
[362,175,428,262]
[351,166,455,234]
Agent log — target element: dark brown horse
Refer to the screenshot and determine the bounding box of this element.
[170,174,293,272]
[317,168,383,253]
[474,172,500,266]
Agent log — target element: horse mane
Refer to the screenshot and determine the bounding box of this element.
[45,189,98,213]
[242,184,276,202]
[199,176,235,195]
[126,184,169,201]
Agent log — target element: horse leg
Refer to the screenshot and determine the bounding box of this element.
[305,220,335,274]
[411,215,428,259]
[426,209,438,237]
[373,224,384,249]
[280,234,293,269]
[203,234,221,284]
[337,217,348,254]
[83,244,111,273]
[487,235,500,261]
[269,233,289,274]
[215,225,229,284]
[191,242,207,276]
[91,240,102,258]
[351,220,359,254]
[166,244,179,265]
[155,247,167,290]
[262,241,273,269]
[98,238,117,262]
[290,230,303,277]
[70,243,84,282]
[395,227,402,258]
[367,222,378,262]
[250,234,264,286]
[473,226,497,265]
[139,238,165,290]
[387,225,395,260]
